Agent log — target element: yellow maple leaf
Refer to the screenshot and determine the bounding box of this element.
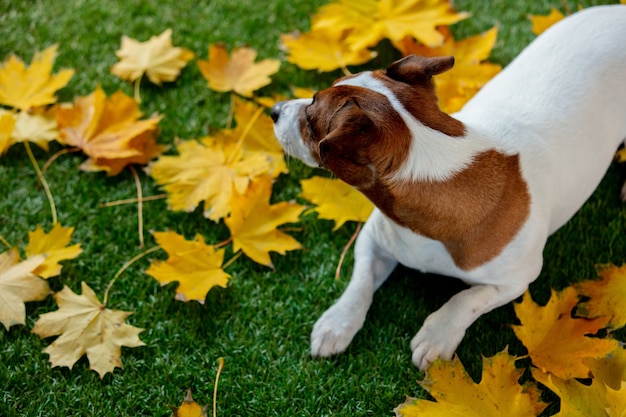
[111,29,194,85]
[394,350,547,417]
[31,282,145,378]
[300,176,373,230]
[145,231,231,303]
[576,264,626,330]
[56,85,163,175]
[197,44,280,97]
[396,27,501,113]
[148,135,270,221]
[512,288,619,380]
[585,347,626,391]
[280,27,377,72]
[0,111,16,155]
[0,250,48,330]
[313,0,469,52]
[225,175,305,268]
[0,44,74,111]
[606,381,626,417]
[171,389,208,417]
[532,368,609,417]
[616,148,626,163]
[529,8,565,35]
[25,223,82,279]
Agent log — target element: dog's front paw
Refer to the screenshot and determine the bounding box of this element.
[410,319,465,371]
[311,303,365,358]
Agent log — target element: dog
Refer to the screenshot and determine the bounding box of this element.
[271,5,626,370]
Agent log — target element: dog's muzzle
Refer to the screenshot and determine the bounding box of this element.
[270,101,285,123]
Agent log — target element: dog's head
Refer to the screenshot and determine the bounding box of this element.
[271,55,465,188]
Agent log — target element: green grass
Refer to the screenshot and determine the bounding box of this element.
[0,0,624,415]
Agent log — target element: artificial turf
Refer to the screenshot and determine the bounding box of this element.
[0,0,624,415]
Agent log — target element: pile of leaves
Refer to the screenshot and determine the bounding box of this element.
[1,0,625,415]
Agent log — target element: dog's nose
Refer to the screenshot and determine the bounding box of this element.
[271,101,285,123]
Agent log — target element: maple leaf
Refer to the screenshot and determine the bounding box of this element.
[313,0,469,52]
[529,8,564,35]
[585,346,626,391]
[576,264,626,330]
[512,288,619,380]
[25,223,82,279]
[606,381,626,417]
[280,27,377,72]
[111,29,194,85]
[145,231,231,303]
[0,111,16,155]
[197,44,280,97]
[0,44,74,111]
[394,350,547,417]
[225,175,305,267]
[531,368,609,417]
[31,282,145,378]
[300,176,373,230]
[0,250,49,330]
[56,86,163,175]
[0,107,59,152]
[617,148,626,163]
[148,135,271,221]
[396,27,501,113]
[171,388,208,417]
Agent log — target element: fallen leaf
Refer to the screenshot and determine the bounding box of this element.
[512,288,619,380]
[225,175,305,267]
[280,27,377,72]
[111,29,194,85]
[0,250,48,330]
[145,231,231,303]
[585,347,626,391]
[171,388,208,417]
[56,86,163,175]
[31,282,145,378]
[197,44,280,97]
[394,350,547,417]
[576,264,626,329]
[0,111,16,155]
[0,44,74,111]
[25,223,82,279]
[617,148,626,163]
[529,8,564,35]
[313,0,469,52]
[606,381,626,417]
[300,176,373,230]
[396,27,501,113]
[532,368,608,417]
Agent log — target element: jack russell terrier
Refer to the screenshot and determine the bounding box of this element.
[271,5,626,370]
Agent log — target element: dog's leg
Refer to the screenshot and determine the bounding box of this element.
[311,218,398,358]
[410,281,529,370]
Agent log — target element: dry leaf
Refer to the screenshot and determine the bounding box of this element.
[197,44,280,97]
[0,44,74,111]
[512,288,619,380]
[394,350,547,417]
[25,223,82,279]
[606,381,626,417]
[171,388,208,417]
[313,0,469,51]
[0,250,48,330]
[225,175,305,267]
[617,148,626,163]
[56,85,163,175]
[576,264,626,329]
[111,29,194,85]
[585,347,626,391]
[280,27,377,72]
[0,107,59,152]
[145,231,231,303]
[300,176,373,230]
[0,111,16,155]
[396,27,501,113]
[31,282,145,378]
[529,8,565,35]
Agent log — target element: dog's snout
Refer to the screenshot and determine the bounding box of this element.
[271,101,286,123]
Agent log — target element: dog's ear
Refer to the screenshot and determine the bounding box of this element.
[386,55,455,84]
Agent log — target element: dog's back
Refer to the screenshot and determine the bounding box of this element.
[457,5,626,233]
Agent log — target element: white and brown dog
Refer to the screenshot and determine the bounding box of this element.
[271,5,626,370]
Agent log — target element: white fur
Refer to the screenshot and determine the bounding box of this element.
[273,6,626,370]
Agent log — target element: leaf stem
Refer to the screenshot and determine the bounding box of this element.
[133,76,142,103]
[41,147,80,175]
[100,194,167,208]
[335,222,362,279]
[129,165,145,248]
[213,357,225,417]
[103,245,161,305]
[340,66,352,77]
[0,234,12,249]
[225,105,263,164]
[213,236,232,249]
[24,142,57,225]
[222,250,242,270]
[226,92,235,129]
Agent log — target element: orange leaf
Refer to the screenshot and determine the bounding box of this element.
[225,176,305,267]
[56,86,163,175]
[512,288,618,379]
[145,231,231,303]
[25,223,82,279]
[172,389,208,417]
[576,264,626,329]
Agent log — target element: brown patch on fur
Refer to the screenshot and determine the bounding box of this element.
[360,151,531,270]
